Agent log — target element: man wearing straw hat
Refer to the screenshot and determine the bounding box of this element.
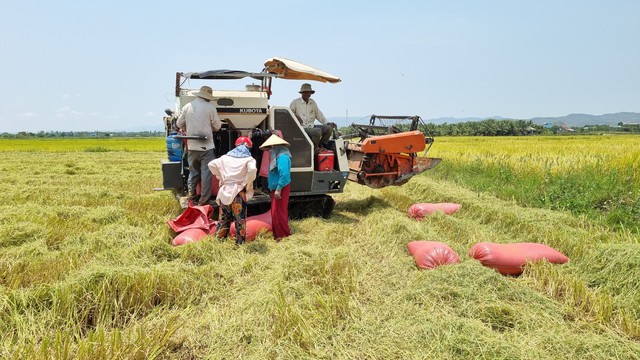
[177,85,222,206]
[259,134,292,239]
[290,83,336,153]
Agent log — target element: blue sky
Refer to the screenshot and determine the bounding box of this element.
[1,0,638,132]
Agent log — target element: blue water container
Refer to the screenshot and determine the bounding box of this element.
[166,132,182,161]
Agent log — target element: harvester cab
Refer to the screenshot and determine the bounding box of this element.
[160,57,440,218]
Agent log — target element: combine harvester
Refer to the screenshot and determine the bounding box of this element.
[160,57,441,218]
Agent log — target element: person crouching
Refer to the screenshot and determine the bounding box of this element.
[208,136,257,245]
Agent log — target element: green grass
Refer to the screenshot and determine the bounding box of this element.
[0,138,164,152]
[428,135,640,232]
[0,138,638,359]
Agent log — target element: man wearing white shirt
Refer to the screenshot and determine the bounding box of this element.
[290,83,335,152]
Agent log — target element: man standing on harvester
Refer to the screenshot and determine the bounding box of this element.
[177,85,222,206]
[290,83,336,153]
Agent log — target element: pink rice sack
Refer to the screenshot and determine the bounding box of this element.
[230,210,273,241]
[469,242,569,275]
[172,228,208,246]
[408,203,462,220]
[407,241,460,270]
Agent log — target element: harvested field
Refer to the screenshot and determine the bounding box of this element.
[0,136,638,359]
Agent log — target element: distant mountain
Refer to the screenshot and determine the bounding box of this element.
[529,112,640,127]
[115,123,164,132]
[327,116,372,128]
[328,112,640,128]
[428,116,506,124]
[327,115,509,128]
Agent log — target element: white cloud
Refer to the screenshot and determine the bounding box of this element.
[56,106,86,116]
[144,111,154,117]
[21,112,38,117]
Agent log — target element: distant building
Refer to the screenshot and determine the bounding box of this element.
[558,124,574,132]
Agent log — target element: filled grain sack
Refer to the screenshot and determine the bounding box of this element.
[229,210,273,241]
[469,242,569,275]
[407,241,460,270]
[408,203,461,220]
[172,228,208,246]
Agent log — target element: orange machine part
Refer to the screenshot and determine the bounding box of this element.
[358,131,426,154]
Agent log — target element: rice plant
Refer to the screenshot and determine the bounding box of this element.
[0,137,638,359]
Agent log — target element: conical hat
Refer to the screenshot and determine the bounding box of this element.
[259,134,290,149]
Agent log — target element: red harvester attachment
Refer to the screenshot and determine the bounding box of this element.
[343,115,441,188]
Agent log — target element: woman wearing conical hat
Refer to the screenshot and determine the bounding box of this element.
[259,134,292,239]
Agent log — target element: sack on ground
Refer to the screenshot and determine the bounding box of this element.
[407,241,460,270]
[408,203,461,220]
[172,228,208,246]
[469,242,569,275]
[167,205,215,232]
[230,210,273,241]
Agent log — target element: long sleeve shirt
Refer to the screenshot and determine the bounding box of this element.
[176,97,222,151]
[268,153,291,191]
[289,97,327,128]
[208,155,257,206]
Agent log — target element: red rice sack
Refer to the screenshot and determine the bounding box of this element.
[167,205,215,232]
[469,242,569,275]
[172,228,208,246]
[259,150,271,178]
[259,130,283,178]
[408,203,461,220]
[230,210,273,241]
[193,177,220,203]
[407,241,460,270]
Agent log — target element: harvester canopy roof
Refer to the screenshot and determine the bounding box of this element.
[263,57,341,83]
[180,70,277,80]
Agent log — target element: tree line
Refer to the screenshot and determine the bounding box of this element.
[2,120,638,139]
[0,130,165,139]
[424,119,540,136]
[423,119,639,136]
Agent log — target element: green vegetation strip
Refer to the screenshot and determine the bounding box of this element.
[428,135,640,232]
